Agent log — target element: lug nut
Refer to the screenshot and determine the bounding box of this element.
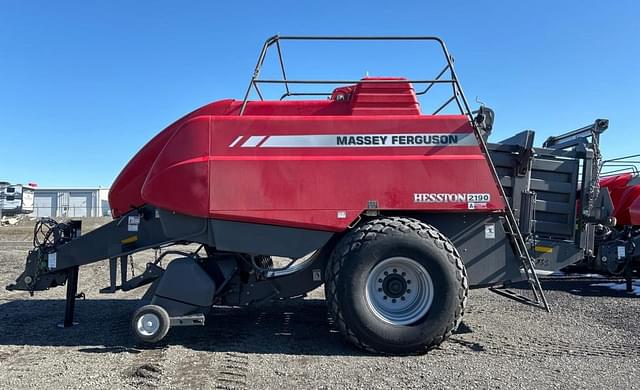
[392,299,396,303]
[407,289,411,293]
[384,271,388,276]
[383,296,388,300]
[378,278,383,283]
[401,296,406,301]
[378,288,382,292]
[393,268,397,273]
[401,272,406,277]
[407,280,411,284]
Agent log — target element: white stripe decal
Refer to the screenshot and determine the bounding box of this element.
[241,135,266,147]
[259,133,477,148]
[228,135,244,147]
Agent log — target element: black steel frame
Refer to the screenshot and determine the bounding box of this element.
[239,36,469,116]
[536,120,611,263]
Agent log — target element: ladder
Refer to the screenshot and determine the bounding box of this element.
[444,56,550,311]
[493,204,551,312]
[474,125,550,311]
[473,120,550,311]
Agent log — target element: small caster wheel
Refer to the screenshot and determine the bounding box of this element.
[131,304,170,343]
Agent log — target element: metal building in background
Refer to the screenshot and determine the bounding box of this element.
[32,187,110,218]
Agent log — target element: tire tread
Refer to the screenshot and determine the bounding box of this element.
[325,216,468,355]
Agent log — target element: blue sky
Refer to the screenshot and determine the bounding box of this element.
[1,1,638,187]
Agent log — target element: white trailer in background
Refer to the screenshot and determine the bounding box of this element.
[0,183,35,217]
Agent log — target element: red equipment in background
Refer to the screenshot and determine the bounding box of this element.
[600,173,640,226]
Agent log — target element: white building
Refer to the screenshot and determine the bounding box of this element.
[32,187,111,218]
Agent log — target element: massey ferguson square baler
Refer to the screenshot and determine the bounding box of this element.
[6,36,633,355]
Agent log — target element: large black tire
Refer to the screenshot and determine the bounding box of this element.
[131,304,171,343]
[325,217,468,355]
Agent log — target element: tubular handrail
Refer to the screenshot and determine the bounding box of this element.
[601,154,640,177]
[239,35,470,118]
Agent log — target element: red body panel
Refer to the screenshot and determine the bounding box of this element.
[600,173,640,226]
[110,79,506,231]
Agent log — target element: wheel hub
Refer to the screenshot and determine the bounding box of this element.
[365,257,434,325]
[382,274,407,298]
[137,313,160,336]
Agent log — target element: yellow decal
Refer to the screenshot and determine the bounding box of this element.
[121,235,138,245]
[534,245,553,254]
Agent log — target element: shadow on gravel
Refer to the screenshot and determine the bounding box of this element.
[0,298,369,356]
[511,279,640,298]
[447,322,486,352]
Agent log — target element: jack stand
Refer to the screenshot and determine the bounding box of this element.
[58,266,80,328]
[99,256,128,294]
[121,255,128,285]
[625,267,633,293]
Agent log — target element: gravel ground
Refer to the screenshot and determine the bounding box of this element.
[0,220,639,389]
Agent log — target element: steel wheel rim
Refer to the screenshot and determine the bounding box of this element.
[365,257,434,325]
[137,313,160,336]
